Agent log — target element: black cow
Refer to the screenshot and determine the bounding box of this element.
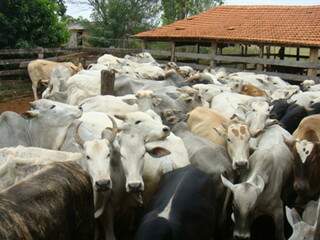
[270,100,320,134]
[0,162,95,240]
[135,165,229,240]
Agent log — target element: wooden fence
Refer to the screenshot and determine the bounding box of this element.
[0,46,319,101]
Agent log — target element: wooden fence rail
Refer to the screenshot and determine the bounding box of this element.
[0,46,319,84]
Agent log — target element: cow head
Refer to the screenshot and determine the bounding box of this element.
[115,111,170,142]
[285,138,320,204]
[114,111,170,194]
[221,174,265,239]
[215,121,251,170]
[23,99,82,126]
[286,206,319,240]
[75,119,117,191]
[244,101,274,137]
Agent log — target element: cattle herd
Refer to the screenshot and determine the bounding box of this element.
[1,52,320,240]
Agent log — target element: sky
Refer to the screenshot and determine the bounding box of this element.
[66,0,320,20]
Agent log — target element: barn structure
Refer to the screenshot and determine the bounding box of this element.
[67,23,88,48]
[136,5,320,82]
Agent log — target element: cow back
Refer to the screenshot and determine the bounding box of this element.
[0,162,94,240]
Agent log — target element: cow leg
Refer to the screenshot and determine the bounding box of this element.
[32,82,39,100]
[273,203,286,240]
[101,204,116,240]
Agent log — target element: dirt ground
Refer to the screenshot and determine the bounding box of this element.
[0,96,33,114]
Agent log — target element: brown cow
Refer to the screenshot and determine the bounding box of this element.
[188,107,252,169]
[293,114,320,141]
[0,162,94,240]
[240,84,267,97]
[28,59,82,100]
[285,115,320,205]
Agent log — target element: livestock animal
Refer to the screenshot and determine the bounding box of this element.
[0,146,82,190]
[188,107,252,170]
[0,99,82,149]
[135,166,228,240]
[28,59,82,100]
[0,162,94,240]
[222,125,293,240]
[286,199,320,240]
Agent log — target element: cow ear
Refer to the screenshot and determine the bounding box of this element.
[286,207,301,228]
[114,114,127,121]
[122,98,137,105]
[21,110,40,119]
[147,147,171,158]
[221,174,235,191]
[213,127,226,138]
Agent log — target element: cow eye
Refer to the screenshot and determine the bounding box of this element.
[227,138,231,142]
[86,155,91,160]
[50,105,56,109]
[135,120,142,125]
[107,153,110,158]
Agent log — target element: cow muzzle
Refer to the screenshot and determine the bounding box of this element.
[233,161,249,170]
[95,179,112,191]
[127,182,144,193]
[234,231,250,240]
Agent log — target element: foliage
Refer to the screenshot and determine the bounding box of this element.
[52,0,67,17]
[161,0,224,24]
[87,0,161,47]
[0,0,69,48]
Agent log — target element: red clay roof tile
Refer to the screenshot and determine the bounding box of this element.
[136,5,320,47]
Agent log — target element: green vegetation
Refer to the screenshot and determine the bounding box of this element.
[0,0,69,48]
[84,0,161,47]
[161,0,224,24]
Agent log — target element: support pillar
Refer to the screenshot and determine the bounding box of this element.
[101,70,115,95]
[170,41,176,62]
[210,42,217,68]
[296,47,300,61]
[308,47,319,80]
[141,40,147,52]
[257,45,264,71]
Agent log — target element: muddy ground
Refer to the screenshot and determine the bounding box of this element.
[0,96,33,114]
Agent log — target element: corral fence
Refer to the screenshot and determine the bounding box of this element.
[0,44,319,101]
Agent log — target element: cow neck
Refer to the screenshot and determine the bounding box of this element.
[26,118,71,150]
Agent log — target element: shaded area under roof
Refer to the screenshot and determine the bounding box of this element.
[136,5,320,47]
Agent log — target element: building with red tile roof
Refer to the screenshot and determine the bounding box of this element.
[135,5,320,81]
[136,5,320,47]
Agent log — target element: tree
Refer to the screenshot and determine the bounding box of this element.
[0,0,69,48]
[87,0,160,47]
[161,0,224,24]
[52,0,67,17]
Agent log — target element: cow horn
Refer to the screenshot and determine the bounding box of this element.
[102,116,118,143]
[74,121,85,149]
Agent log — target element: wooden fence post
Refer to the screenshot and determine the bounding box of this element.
[210,42,217,68]
[101,70,115,95]
[308,47,319,80]
[37,47,44,59]
[170,42,176,62]
[257,45,264,71]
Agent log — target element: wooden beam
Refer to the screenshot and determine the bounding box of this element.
[296,48,300,61]
[308,47,319,80]
[0,69,28,77]
[170,42,176,62]
[37,47,44,59]
[213,55,320,69]
[210,42,218,68]
[141,40,147,51]
[257,45,264,71]
[19,52,88,68]
[0,58,32,66]
[101,70,115,95]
